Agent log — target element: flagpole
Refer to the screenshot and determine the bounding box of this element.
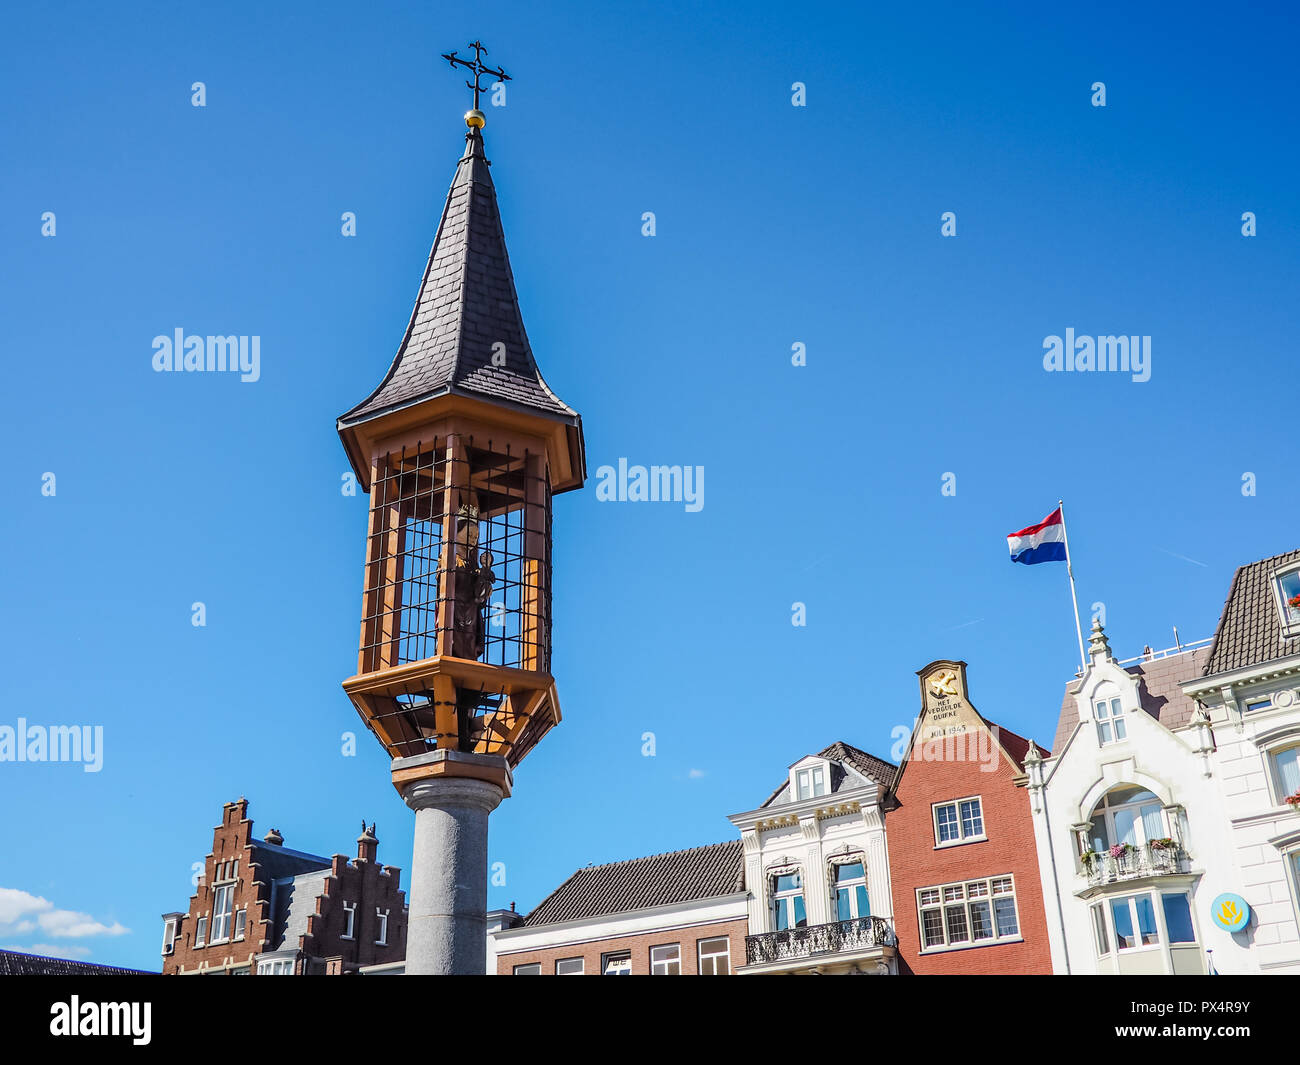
[1058,499,1087,674]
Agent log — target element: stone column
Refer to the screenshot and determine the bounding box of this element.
[397,750,509,975]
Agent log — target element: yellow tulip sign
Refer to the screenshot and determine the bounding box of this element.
[1211,893,1250,933]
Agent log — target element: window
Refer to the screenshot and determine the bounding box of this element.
[555,957,584,975]
[1095,697,1127,745]
[1110,894,1159,951]
[650,944,681,975]
[1273,567,1300,635]
[698,937,730,975]
[1273,746,1300,803]
[374,908,389,946]
[795,765,827,799]
[211,885,234,943]
[512,963,540,975]
[341,901,356,940]
[1088,787,1167,853]
[1245,696,1275,713]
[917,876,1020,951]
[195,916,208,947]
[1091,903,1110,956]
[602,951,632,976]
[257,958,294,975]
[161,917,179,956]
[833,861,870,921]
[933,797,985,845]
[1161,892,1196,944]
[771,870,807,930]
[234,908,246,941]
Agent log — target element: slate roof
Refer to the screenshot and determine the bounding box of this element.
[0,948,154,975]
[267,870,330,951]
[522,841,744,926]
[1052,647,1210,754]
[1202,548,1300,676]
[759,741,898,809]
[340,126,578,428]
[247,840,332,882]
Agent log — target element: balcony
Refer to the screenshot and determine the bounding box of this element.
[743,916,896,973]
[1081,844,1190,888]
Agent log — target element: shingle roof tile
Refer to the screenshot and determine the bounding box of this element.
[1202,548,1300,676]
[522,841,744,926]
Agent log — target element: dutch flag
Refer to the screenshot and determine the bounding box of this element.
[1006,507,1068,566]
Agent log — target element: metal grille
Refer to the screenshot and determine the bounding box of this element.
[358,436,552,676]
[745,917,895,966]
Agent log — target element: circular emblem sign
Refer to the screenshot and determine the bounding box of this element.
[1211,893,1251,933]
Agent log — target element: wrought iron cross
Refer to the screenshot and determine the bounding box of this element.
[440,41,510,111]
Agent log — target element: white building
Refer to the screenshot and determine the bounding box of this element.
[1178,547,1300,972]
[727,742,899,974]
[1025,547,1300,974]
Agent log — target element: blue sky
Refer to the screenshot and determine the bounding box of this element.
[1,0,1297,970]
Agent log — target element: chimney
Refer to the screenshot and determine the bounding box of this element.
[264,827,284,846]
[357,821,378,863]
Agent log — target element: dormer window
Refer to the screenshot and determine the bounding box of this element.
[1273,565,1300,637]
[791,759,829,800]
[1095,697,1127,745]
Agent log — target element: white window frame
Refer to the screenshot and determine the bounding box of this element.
[256,957,294,975]
[1108,892,1162,953]
[785,764,826,806]
[512,962,540,975]
[195,915,208,947]
[1090,902,1110,957]
[1271,745,1300,805]
[1271,563,1300,639]
[769,867,807,930]
[341,901,356,941]
[161,917,179,955]
[916,875,1021,953]
[830,857,870,920]
[601,950,632,976]
[374,907,389,946]
[650,943,681,975]
[210,884,234,944]
[1086,787,1169,853]
[233,908,246,942]
[932,795,986,847]
[555,957,584,975]
[1094,695,1128,745]
[697,937,730,975]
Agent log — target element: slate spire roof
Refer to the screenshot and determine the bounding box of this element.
[339,126,578,428]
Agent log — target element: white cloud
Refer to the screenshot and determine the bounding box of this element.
[688,768,706,779]
[0,887,128,939]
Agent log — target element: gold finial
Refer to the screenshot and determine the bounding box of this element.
[441,41,510,130]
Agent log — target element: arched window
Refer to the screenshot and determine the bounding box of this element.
[769,868,807,931]
[1087,786,1168,853]
[830,858,870,921]
[1273,744,1300,802]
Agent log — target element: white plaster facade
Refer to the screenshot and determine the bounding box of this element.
[1028,550,1300,975]
[728,751,897,974]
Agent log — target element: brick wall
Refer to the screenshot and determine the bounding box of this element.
[887,738,1053,975]
[163,800,407,975]
[495,917,748,975]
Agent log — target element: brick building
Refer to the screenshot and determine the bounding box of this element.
[885,661,1053,974]
[161,799,407,975]
[489,842,748,975]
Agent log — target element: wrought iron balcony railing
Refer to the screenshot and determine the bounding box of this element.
[1081,844,1189,886]
[745,916,895,967]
